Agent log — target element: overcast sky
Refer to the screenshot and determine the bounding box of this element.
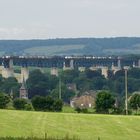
[0,0,140,39]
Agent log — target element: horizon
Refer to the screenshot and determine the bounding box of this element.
[0,36,140,41]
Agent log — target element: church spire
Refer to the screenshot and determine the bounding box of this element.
[20,74,28,99]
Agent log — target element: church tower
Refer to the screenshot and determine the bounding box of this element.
[19,76,28,99]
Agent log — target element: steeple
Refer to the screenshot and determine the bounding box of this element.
[19,74,28,99]
[10,89,14,99]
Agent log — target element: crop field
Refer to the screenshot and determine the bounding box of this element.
[24,45,85,55]
[0,110,140,140]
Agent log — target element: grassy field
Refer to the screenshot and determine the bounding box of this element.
[0,109,140,140]
[24,45,85,55]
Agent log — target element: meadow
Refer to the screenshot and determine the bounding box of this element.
[0,109,140,140]
[24,45,85,55]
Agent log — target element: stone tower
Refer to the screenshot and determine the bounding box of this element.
[19,76,28,99]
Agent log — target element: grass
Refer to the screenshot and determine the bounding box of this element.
[0,136,80,140]
[0,109,140,140]
[24,45,85,55]
[62,106,76,113]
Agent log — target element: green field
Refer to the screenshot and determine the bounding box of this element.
[24,45,85,55]
[0,110,140,140]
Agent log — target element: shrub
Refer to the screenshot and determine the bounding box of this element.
[75,107,88,113]
[13,98,33,111]
[32,95,63,112]
[0,93,10,109]
[53,99,63,112]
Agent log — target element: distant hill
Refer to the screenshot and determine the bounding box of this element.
[0,37,140,56]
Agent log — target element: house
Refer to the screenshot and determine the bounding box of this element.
[70,94,95,108]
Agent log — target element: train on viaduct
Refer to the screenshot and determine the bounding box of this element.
[0,55,140,82]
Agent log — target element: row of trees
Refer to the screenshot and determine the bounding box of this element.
[1,68,140,101]
[0,91,140,114]
[0,93,63,112]
[95,91,140,114]
[0,67,140,114]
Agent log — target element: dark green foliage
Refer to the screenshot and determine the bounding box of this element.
[75,107,88,113]
[61,69,79,83]
[31,96,47,111]
[53,99,63,112]
[95,91,115,113]
[128,68,140,79]
[74,77,91,91]
[45,96,54,111]
[27,70,59,98]
[27,70,49,98]
[0,77,20,97]
[0,93,10,109]
[26,68,140,102]
[129,93,140,113]
[85,69,102,79]
[114,70,125,80]
[24,103,34,111]
[50,83,76,103]
[13,98,31,110]
[31,96,63,112]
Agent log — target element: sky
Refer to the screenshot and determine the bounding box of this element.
[0,0,140,39]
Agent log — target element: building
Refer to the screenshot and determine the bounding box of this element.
[70,95,95,108]
[19,77,28,99]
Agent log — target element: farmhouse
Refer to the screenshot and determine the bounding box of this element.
[70,94,95,108]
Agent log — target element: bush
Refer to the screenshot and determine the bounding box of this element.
[75,107,88,113]
[13,98,29,110]
[24,103,34,111]
[31,96,48,111]
[32,96,63,112]
[129,93,140,114]
[0,93,10,109]
[53,99,63,112]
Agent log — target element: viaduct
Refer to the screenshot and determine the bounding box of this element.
[0,55,140,82]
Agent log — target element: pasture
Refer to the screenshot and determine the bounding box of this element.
[0,109,140,140]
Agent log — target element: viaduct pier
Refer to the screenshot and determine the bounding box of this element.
[0,55,140,82]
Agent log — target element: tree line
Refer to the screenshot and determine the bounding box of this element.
[0,67,140,114]
[0,90,140,115]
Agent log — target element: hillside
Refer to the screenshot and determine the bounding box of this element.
[0,110,140,140]
[0,37,140,56]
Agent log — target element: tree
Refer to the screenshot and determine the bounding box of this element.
[0,93,10,109]
[85,69,102,79]
[50,83,76,103]
[53,99,63,112]
[27,70,49,98]
[13,98,28,110]
[129,93,140,114]
[31,95,63,112]
[45,96,54,111]
[0,77,20,97]
[61,69,79,83]
[114,70,124,80]
[31,95,47,111]
[95,91,115,113]
[128,68,140,79]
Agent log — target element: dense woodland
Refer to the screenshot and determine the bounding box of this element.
[1,68,140,101]
[0,68,140,114]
